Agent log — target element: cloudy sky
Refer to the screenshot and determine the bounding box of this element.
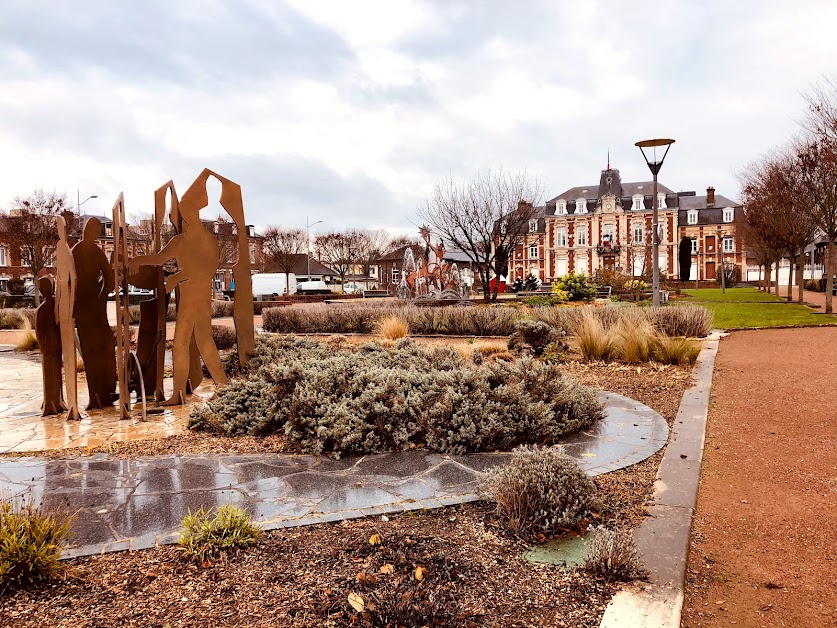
[1,0,836,235]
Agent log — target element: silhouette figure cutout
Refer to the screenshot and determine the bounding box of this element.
[72,217,117,409]
[55,215,80,420]
[129,175,229,404]
[35,276,66,416]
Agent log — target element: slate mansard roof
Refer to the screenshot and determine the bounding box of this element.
[545,168,678,215]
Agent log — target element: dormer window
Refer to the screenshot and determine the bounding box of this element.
[499,220,508,234]
[529,219,538,233]
[658,193,665,209]
[687,210,698,225]
[576,198,587,213]
[633,195,644,210]
[723,207,734,223]
[556,201,567,215]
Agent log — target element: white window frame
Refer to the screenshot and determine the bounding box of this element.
[529,243,538,259]
[576,198,587,214]
[633,195,644,210]
[632,224,643,244]
[691,238,698,254]
[576,256,587,275]
[576,225,587,247]
[392,267,400,282]
[556,227,567,247]
[529,219,538,233]
[658,193,666,209]
[723,237,734,253]
[687,210,698,225]
[556,201,567,215]
[0,247,6,267]
[602,224,615,245]
[723,207,734,223]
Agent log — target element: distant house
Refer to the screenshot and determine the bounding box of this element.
[263,253,337,283]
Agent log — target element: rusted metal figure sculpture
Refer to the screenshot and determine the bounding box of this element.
[55,215,80,420]
[397,226,465,300]
[35,276,66,416]
[72,217,117,409]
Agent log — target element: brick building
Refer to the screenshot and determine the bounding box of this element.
[676,187,744,281]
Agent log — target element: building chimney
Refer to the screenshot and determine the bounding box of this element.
[517,199,531,212]
[706,187,715,207]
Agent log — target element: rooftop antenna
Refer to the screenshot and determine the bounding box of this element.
[607,147,610,170]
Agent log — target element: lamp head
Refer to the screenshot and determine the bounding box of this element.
[635,138,675,176]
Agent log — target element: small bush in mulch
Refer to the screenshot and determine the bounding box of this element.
[652,335,701,365]
[211,324,237,350]
[480,445,599,541]
[507,319,566,356]
[581,526,645,582]
[179,505,262,565]
[190,335,604,456]
[0,497,72,594]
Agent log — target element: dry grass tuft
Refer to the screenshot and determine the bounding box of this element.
[14,318,38,352]
[610,316,655,364]
[576,309,613,362]
[374,315,409,340]
[652,336,701,365]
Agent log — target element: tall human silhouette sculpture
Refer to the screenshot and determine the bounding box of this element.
[35,276,66,416]
[55,215,80,420]
[129,174,230,404]
[72,217,117,409]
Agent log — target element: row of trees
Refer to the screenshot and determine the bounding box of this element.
[262,226,416,291]
[742,77,837,313]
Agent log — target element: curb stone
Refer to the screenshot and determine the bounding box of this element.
[599,330,722,628]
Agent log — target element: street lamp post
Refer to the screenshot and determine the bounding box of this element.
[77,189,98,214]
[306,216,323,282]
[635,138,675,307]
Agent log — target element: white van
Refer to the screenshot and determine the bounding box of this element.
[251,273,297,300]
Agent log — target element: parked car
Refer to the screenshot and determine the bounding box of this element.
[251,273,297,300]
[341,282,367,294]
[297,280,331,295]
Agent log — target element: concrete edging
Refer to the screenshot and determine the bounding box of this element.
[599,331,722,628]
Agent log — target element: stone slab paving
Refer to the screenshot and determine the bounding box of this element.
[0,350,211,453]
[0,391,667,559]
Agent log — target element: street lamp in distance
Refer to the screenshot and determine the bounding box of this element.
[306,217,323,282]
[635,138,675,308]
[77,189,98,214]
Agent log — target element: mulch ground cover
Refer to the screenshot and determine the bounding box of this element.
[1,357,693,626]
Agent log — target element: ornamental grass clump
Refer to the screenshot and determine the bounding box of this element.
[610,316,655,364]
[374,315,409,340]
[190,335,604,456]
[0,497,72,594]
[179,505,262,565]
[652,335,701,365]
[575,309,613,362]
[582,526,645,581]
[480,446,598,540]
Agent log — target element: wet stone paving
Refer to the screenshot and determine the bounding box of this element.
[0,392,667,559]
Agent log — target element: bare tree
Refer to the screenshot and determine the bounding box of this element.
[354,229,394,288]
[417,169,542,302]
[741,149,818,302]
[315,231,361,287]
[801,78,837,312]
[2,190,77,305]
[262,226,307,294]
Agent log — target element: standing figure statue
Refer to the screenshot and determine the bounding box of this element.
[35,276,66,416]
[72,217,117,409]
[129,177,229,405]
[55,215,80,420]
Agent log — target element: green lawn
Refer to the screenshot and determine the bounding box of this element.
[679,288,837,329]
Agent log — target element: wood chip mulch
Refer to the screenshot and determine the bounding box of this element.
[2,503,618,628]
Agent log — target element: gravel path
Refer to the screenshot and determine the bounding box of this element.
[682,327,837,627]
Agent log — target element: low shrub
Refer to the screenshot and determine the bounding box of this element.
[480,446,598,540]
[652,336,701,365]
[0,497,72,594]
[211,300,235,318]
[554,272,598,301]
[374,315,409,340]
[0,309,31,330]
[507,320,565,356]
[651,305,713,337]
[190,336,604,456]
[179,504,262,565]
[211,324,238,350]
[523,293,567,307]
[582,527,644,581]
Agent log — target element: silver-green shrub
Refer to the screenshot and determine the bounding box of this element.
[480,445,598,539]
[189,335,604,456]
[582,526,644,581]
[507,319,566,356]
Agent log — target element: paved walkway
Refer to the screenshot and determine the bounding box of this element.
[0,391,667,559]
[681,328,837,627]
